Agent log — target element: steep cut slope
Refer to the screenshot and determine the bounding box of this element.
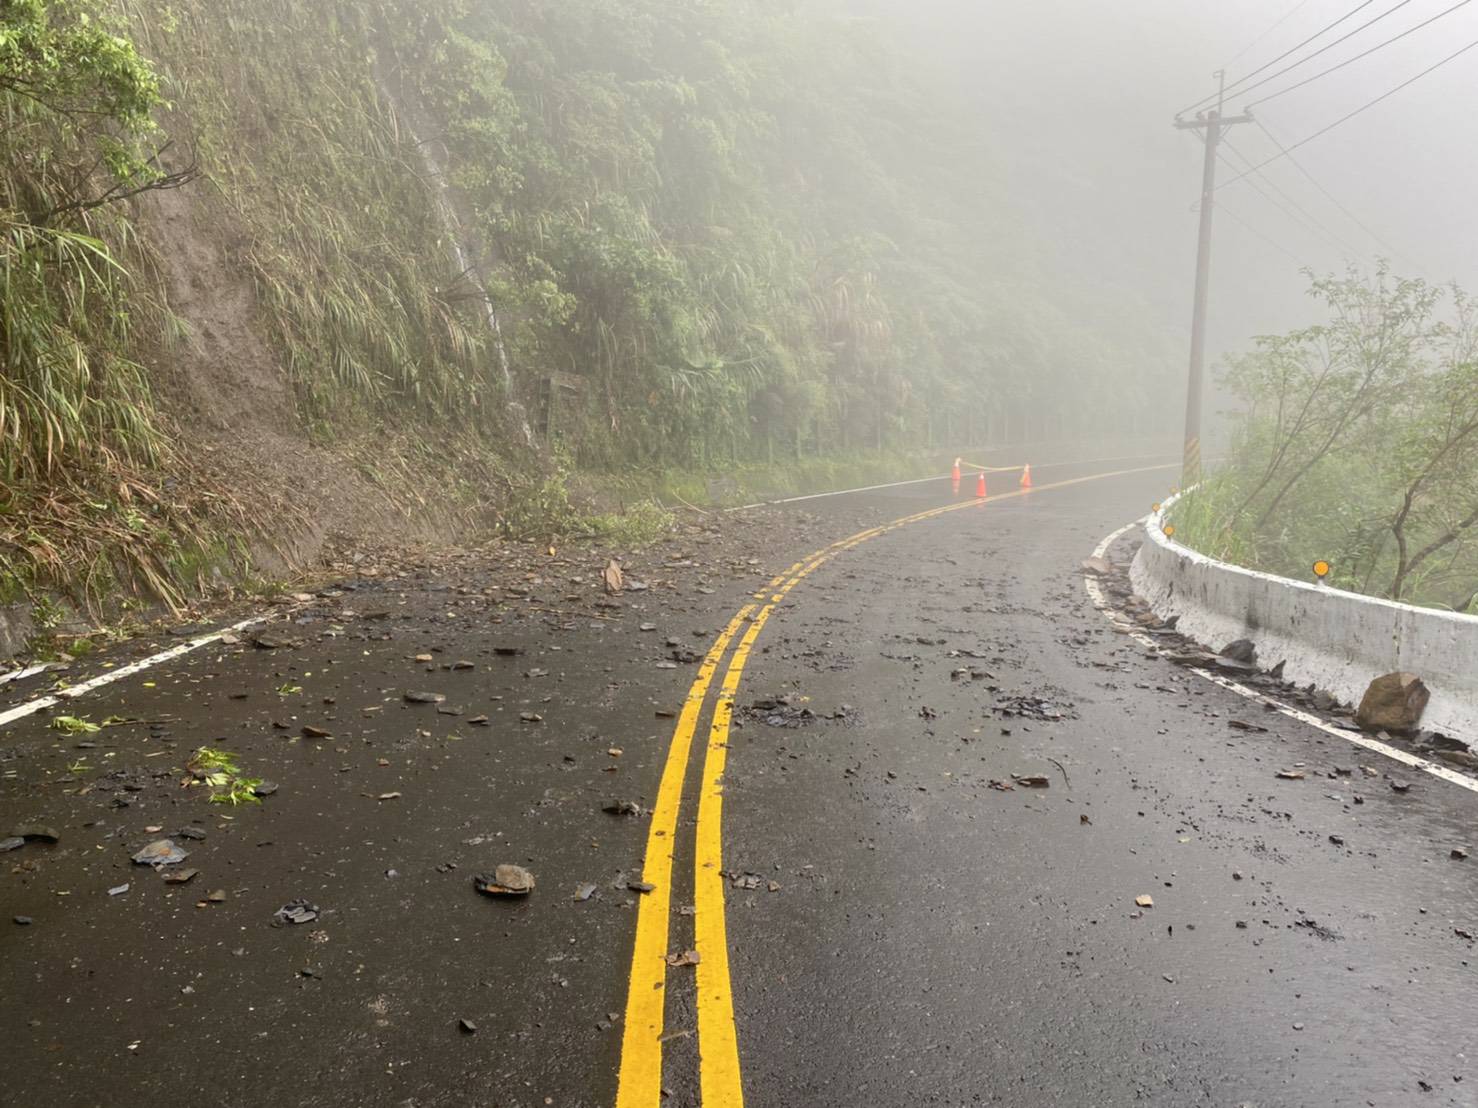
[1,0,1182,657]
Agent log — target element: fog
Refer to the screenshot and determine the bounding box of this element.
[869,0,1478,387]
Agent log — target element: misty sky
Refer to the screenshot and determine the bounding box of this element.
[873,0,1478,392]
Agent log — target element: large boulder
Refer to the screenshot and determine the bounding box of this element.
[1356,672,1430,733]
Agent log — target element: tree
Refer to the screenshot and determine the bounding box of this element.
[1,0,194,227]
[1188,269,1478,611]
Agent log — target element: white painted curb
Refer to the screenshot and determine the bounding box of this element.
[1129,495,1477,739]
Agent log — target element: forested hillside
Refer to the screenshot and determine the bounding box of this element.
[1,0,1179,615]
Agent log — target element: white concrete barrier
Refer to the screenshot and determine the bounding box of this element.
[1129,497,1478,738]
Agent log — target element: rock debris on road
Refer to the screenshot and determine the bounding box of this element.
[1,460,1474,1108]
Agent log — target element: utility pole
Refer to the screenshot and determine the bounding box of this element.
[1174,71,1251,484]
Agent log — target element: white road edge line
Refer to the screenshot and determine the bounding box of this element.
[0,614,270,730]
[0,662,54,688]
[1085,518,1478,796]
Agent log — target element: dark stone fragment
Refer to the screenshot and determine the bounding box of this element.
[273,899,319,925]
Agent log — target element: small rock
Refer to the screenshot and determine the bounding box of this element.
[1435,749,1478,769]
[163,868,199,885]
[1328,835,1345,846]
[11,825,60,844]
[1135,895,1154,908]
[574,883,597,902]
[132,839,189,867]
[273,899,319,925]
[1227,719,1268,733]
[108,883,130,897]
[473,865,535,897]
[253,781,279,798]
[459,1018,478,1034]
[1451,848,1469,860]
[403,691,446,705]
[14,916,33,926]
[176,826,207,841]
[1218,638,1257,665]
[1292,1022,1304,1031]
[0,837,24,853]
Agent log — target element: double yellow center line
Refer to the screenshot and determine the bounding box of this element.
[615,461,1175,1107]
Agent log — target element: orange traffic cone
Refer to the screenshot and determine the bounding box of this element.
[1020,463,1032,489]
[975,470,987,499]
[951,457,961,494]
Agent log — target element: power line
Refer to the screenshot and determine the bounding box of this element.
[1183,127,1312,266]
[1218,136,1369,259]
[1216,35,1478,190]
[1178,0,1381,116]
[1215,198,1316,268]
[1247,0,1475,108]
[1253,117,1419,267]
[1218,0,1424,107]
[1224,0,1317,68]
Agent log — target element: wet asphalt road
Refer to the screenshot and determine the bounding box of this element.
[2,454,1476,1108]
